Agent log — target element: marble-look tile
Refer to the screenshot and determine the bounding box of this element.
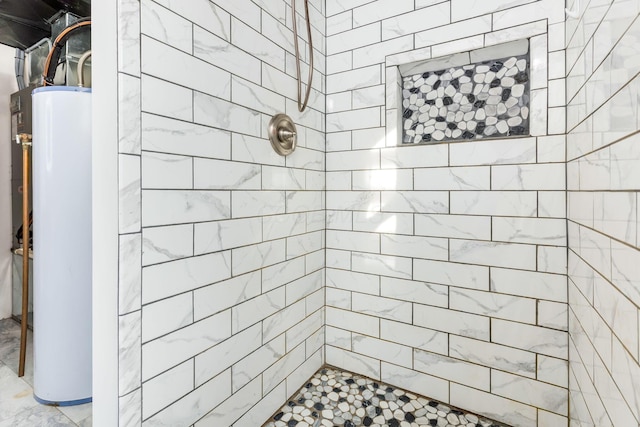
[414,304,490,341]
[450,288,536,324]
[415,349,490,392]
[119,388,141,427]
[381,3,449,41]
[450,240,536,271]
[326,268,379,296]
[154,0,230,41]
[326,307,379,338]
[232,239,286,276]
[232,335,285,393]
[492,319,568,360]
[118,0,140,75]
[414,259,489,291]
[352,252,412,280]
[353,334,412,368]
[381,233,448,261]
[195,376,261,427]
[141,0,192,53]
[193,271,261,321]
[142,224,193,266]
[119,154,141,234]
[537,355,569,388]
[231,288,285,334]
[285,191,324,213]
[415,213,489,240]
[141,190,230,227]
[449,137,536,166]
[119,311,141,396]
[142,360,193,419]
[142,310,231,381]
[141,152,193,190]
[118,74,141,155]
[352,293,412,324]
[263,300,306,343]
[326,191,380,211]
[195,323,261,387]
[142,113,231,160]
[120,233,142,314]
[450,191,537,217]
[142,369,231,427]
[450,335,536,378]
[492,217,566,246]
[142,251,231,304]
[326,230,380,253]
[193,91,261,137]
[194,217,262,255]
[142,293,192,343]
[142,36,230,99]
[232,191,286,218]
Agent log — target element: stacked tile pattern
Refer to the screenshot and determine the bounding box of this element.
[114,0,326,425]
[402,55,530,144]
[565,0,640,425]
[326,1,568,426]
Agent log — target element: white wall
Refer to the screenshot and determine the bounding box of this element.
[566,0,640,424]
[0,43,18,320]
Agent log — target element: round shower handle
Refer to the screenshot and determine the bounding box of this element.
[268,113,297,156]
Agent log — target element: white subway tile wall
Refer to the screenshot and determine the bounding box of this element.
[108,0,640,426]
[326,1,568,426]
[116,0,326,425]
[566,0,640,425]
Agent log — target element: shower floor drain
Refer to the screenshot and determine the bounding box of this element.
[262,366,510,427]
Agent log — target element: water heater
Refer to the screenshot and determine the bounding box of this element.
[32,86,92,405]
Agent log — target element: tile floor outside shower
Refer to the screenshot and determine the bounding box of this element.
[0,318,92,426]
[263,367,508,427]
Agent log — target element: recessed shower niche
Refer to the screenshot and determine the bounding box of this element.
[391,40,531,145]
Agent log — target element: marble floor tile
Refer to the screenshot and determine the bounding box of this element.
[0,318,92,427]
[263,367,509,427]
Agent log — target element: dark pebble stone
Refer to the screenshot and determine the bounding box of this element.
[389,420,400,427]
[473,100,486,108]
[359,385,366,391]
[274,412,284,420]
[432,80,441,90]
[297,397,305,403]
[435,116,446,122]
[428,401,439,408]
[490,78,501,88]
[333,387,341,393]
[346,379,355,384]
[425,99,436,105]
[306,382,312,388]
[452,410,463,415]
[321,392,327,397]
[462,131,475,139]
[363,416,373,426]
[422,134,432,142]
[443,96,453,106]
[344,421,355,427]
[375,407,382,416]
[447,122,457,130]
[288,401,296,407]
[490,61,503,72]
[386,387,394,392]
[402,109,412,119]
[312,411,318,418]
[467,94,475,103]
[288,420,298,427]
[378,394,386,401]
[514,71,528,83]
[409,87,420,93]
[410,122,418,130]
[511,125,526,135]
[501,88,511,101]
[321,369,327,374]
[314,402,324,411]
[339,397,347,403]
[422,72,430,79]
[405,413,416,422]
[465,69,473,77]
[450,78,460,89]
[429,419,438,426]
[476,122,486,134]
[399,395,410,403]
[434,69,445,76]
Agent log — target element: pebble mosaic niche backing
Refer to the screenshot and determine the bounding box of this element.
[402,55,530,144]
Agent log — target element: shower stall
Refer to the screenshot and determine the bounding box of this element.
[90,1,640,426]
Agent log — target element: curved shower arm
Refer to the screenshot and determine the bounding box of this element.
[292,0,314,112]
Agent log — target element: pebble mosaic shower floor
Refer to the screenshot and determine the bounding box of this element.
[262,367,509,427]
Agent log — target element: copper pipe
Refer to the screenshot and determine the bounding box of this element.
[18,133,32,378]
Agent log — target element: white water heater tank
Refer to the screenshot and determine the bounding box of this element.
[32,86,92,405]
